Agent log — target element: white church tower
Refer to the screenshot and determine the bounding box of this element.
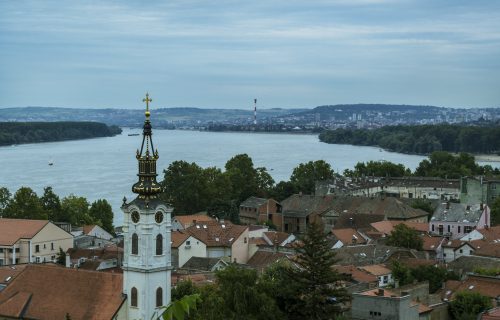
[122,93,172,320]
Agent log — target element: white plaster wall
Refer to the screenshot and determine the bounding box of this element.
[178,236,206,268]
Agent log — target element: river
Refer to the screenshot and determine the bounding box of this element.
[0,129,497,226]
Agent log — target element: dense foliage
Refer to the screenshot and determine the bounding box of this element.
[0,121,121,146]
[0,186,114,232]
[386,224,423,250]
[391,261,459,293]
[319,124,500,154]
[491,197,500,226]
[343,160,411,177]
[449,291,492,320]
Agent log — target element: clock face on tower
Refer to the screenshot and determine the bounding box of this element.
[155,211,164,223]
[131,211,140,223]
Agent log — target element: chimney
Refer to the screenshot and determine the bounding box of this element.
[377,289,384,296]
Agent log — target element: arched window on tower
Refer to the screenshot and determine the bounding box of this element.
[156,287,163,307]
[156,234,163,255]
[132,233,138,255]
[131,287,138,307]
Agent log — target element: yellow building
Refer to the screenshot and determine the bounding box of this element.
[0,218,73,265]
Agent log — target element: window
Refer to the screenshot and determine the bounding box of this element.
[35,256,41,263]
[156,287,163,307]
[0,259,3,266]
[244,237,247,244]
[383,275,388,283]
[464,226,473,234]
[51,243,54,250]
[186,240,191,246]
[43,244,46,249]
[458,226,461,233]
[0,248,3,253]
[156,234,163,255]
[448,225,451,233]
[268,214,273,221]
[459,249,463,254]
[132,233,138,255]
[131,287,138,307]
[285,224,289,232]
[35,245,40,253]
[432,224,435,232]
[51,255,56,261]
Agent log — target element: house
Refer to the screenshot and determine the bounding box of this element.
[181,257,228,272]
[448,255,500,277]
[171,214,215,231]
[421,236,446,260]
[185,220,249,263]
[82,225,114,240]
[441,274,500,307]
[460,176,500,206]
[0,264,126,319]
[246,251,289,273]
[248,225,269,238]
[331,228,369,248]
[473,241,500,259]
[239,197,282,229]
[65,246,123,271]
[334,244,427,266]
[171,231,206,269]
[280,194,335,233]
[429,202,490,239]
[370,220,429,237]
[351,288,432,320]
[441,240,476,263]
[0,218,73,265]
[350,176,460,201]
[359,264,393,287]
[333,265,378,294]
[460,225,500,242]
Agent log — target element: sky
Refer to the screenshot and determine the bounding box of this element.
[1,0,499,109]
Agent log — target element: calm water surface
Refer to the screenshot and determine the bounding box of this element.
[0,129,496,225]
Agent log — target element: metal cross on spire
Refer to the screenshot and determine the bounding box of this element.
[143,93,152,118]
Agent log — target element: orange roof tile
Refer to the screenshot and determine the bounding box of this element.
[334,265,378,283]
[173,214,215,228]
[478,226,500,242]
[359,264,391,276]
[185,221,247,247]
[0,264,124,320]
[474,242,500,258]
[443,275,500,300]
[422,236,445,251]
[82,225,97,235]
[0,265,27,286]
[332,228,367,245]
[263,231,290,246]
[171,231,191,248]
[0,219,49,246]
[371,220,428,235]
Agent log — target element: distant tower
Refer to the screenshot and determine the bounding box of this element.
[254,98,257,125]
[122,93,172,320]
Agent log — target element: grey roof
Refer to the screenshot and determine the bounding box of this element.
[431,203,483,223]
[448,255,500,274]
[334,244,426,266]
[181,256,227,271]
[240,196,268,208]
[281,194,335,218]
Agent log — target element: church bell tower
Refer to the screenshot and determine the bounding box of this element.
[122,93,172,320]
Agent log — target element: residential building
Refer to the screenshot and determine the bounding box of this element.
[331,228,369,248]
[246,251,289,273]
[181,257,228,272]
[82,224,114,240]
[0,218,73,266]
[442,274,500,307]
[370,220,429,237]
[172,214,215,231]
[65,246,123,271]
[351,288,431,320]
[239,197,282,229]
[0,264,126,319]
[460,225,500,242]
[185,220,249,263]
[421,236,446,260]
[429,202,490,239]
[171,231,206,269]
[333,265,378,294]
[441,240,476,263]
[359,264,393,287]
[460,176,500,206]
[281,194,335,233]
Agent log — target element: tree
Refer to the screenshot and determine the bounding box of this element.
[56,247,66,265]
[0,187,10,214]
[255,167,275,195]
[60,195,92,226]
[290,160,334,194]
[3,187,47,219]
[41,186,62,221]
[225,154,259,202]
[449,291,492,320]
[491,196,500,226]
[286,222,349,319]
[161,294,201,320]
[89,199,114,234]
[172,280,198,301]
[271,181,298,202]
[391,261,458,293]
[348,161,411,177]
[386,224,423,250]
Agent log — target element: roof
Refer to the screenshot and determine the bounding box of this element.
[482,307,500,320]
[474,242,500,258]
[82,225,97,235]
[432,202,484,223]
[171,231,191,248]
[422,236,445,251]
[359,264,392,276]
[185,221,247,247]
[332,228,368,246]
[247,251,287,269]
[0,265,27,286]
[0,219,49,246]
[66,247,122,261]
[181,257,227,271]
[479,226,500,242]
[281,194,335,218]
[442,239,474,249]
[171,272,215,287]
[448,256,500,274]
[240,197,269,208]
[0,264,124,320]
[334,244,427,266]
[331,196,429,221]
[333,265,378,283]
[263,231,292,246]
[371,220,429,235]
[173,214,215,228]
[334,213,385,230]
[442,274,500,301]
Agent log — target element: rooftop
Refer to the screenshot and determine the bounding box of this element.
[0,218,49,246]
[281,194,335,218]
[359,264,392,276]
[240,196,269,208]
[185,220,247,247]
[332,228,368,246]
[431,202,484,223]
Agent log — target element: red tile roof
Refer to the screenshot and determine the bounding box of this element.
[263,231,291,246]
[332,228,367,246]
[422,236,445,251]
[474,242,500,258]
[0,264,125,320]
[185,221,247,247]
[333,265,378,283]
[478,226,500,242]
[0,219,49,246]
[371,220,429,235]
[173,214,215,228]
[171,231,191,248]
[0,265,27,286]
[359,264,391,276]
[82,225,97,235]
[443,275,500,301]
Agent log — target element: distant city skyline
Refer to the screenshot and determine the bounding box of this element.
[1,0,499,109]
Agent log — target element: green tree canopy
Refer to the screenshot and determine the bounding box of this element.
[89,199,114,234]
[449,291,492,320]
[386,224,423,250]
[60,195,92,226]
[290,160,334,194]
[41,186,62,221]
[0,187,10,214]
[490,196,500,226]
[3,187,47,220]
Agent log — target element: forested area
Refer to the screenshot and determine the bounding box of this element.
[0,186,114,233]
[0,121,122,146]
[319,124,500,154]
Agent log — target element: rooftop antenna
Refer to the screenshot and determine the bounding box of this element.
[253,98,257,125]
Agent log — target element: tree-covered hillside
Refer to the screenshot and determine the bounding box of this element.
[0,121,121,146]
[319,124,500,154]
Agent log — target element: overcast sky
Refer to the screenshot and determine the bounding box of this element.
[1,0,499,109]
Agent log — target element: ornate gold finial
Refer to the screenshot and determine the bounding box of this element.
[143,92,152,118]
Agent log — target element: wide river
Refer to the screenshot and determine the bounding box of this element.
[1,129,497,226]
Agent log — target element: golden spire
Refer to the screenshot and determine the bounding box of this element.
[142,92,152,118]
